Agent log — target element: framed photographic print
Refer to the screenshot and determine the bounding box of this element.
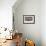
[23,15,35,24]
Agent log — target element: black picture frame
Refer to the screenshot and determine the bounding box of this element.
[23,15,35,24]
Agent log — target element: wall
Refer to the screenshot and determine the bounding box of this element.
[41,0,46,46]
[0,0,16,30]
[13,0,41,46]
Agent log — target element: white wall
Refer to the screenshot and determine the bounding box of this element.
[13,0,46,46]
[13,0,41,46]
[0,0,16,29]
[41,0,46,46]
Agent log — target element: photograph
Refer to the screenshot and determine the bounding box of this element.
[23,15,35,24]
